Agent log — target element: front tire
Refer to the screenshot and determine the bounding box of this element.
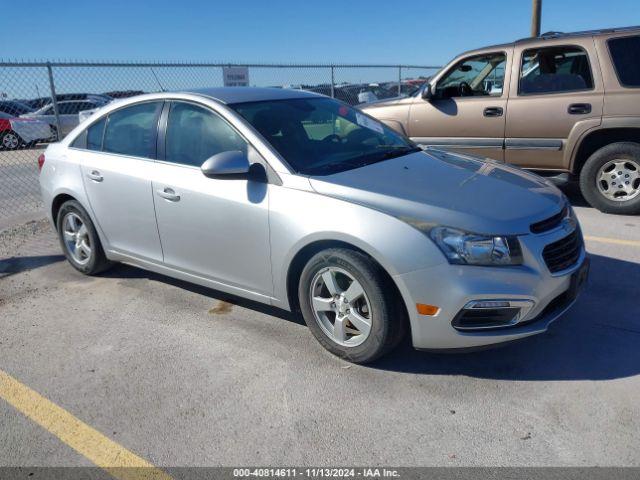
[579,142,640,214]
[298,248,404,363]
[56,200,113,275]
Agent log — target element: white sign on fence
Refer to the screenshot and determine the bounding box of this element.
[223,66,249,87]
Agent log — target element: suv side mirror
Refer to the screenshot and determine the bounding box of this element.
[201,150,250,177]
[421,83,434,101]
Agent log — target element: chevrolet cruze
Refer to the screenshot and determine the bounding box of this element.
[39,88,589,363]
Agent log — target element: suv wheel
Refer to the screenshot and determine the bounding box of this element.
[56,200,113,275]
[298,248,404,363]
[580,142,640,214]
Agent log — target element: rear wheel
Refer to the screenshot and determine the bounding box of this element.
[580,142,640,214]
[298,248,404,363]
[1,130,22,150]
[56,200,113,275]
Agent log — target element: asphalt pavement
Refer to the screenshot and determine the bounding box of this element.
[0,188,638,468]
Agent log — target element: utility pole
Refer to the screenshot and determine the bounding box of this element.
[531,0,542,37]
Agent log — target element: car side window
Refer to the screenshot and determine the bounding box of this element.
[519,46,593,95]
[87,117,106,151]
[165,102,247,167]
[436,53,506,99]
[103,102,162,158]
[608,35,640,87]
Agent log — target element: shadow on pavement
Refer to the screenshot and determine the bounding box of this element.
[373,253,640,381]
[0,254,64,279]
[102,263,302,325]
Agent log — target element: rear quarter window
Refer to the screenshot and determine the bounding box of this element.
[608,36,640,87]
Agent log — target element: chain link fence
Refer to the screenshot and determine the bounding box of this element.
[0,61,439,228]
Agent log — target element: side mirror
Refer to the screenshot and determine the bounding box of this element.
[201,150,250,178]
[421,83,434,101]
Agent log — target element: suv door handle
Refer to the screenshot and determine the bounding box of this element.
[483,107,503,117]
[87,170,103,182]
[157,187,181,202]
[568,103,592,115]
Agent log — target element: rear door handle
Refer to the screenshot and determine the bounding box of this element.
[568,103,591,115]
[87,170,103,182]
[156,187,181,202]
[483,107,503,117]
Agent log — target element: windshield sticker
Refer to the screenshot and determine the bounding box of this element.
[355,112,384,134]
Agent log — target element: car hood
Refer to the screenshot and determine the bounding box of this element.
[309,149,565,235]
[358,96,410,109]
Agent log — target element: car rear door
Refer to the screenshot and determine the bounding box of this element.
[504,37,604,170]
[407,49,512,161]
[76,101,164,261]
[151,100,272,299]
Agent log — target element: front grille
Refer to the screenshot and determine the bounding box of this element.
[530,206,567,234]
[542,229,582,273]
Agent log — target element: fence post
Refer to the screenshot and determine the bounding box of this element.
[397,66,402,96]
[330,66,335,98]
[46,63,62,141]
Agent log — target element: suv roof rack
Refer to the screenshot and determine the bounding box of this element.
[515,25,640,44]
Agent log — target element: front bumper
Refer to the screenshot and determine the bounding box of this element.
[394,227,588,350]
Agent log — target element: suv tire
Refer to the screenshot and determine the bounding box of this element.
[298,248,405,363]
[56,200,113,275]
[580,142,640,215]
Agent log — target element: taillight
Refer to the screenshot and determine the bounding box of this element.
[37,153,45,172]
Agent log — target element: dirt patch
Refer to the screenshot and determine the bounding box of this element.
[208,301,233,315]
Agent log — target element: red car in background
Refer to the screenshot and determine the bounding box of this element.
[0,112,53,150]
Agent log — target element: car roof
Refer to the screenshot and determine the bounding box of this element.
[187,87,321,104]
[460,25,640,55]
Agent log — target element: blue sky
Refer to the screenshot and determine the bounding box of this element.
[3,0,639,64]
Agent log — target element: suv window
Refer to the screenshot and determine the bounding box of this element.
[103,102,162,158]
[608,35,640,87]
[436,53,506,98]
[165,102,247,167]
[519,46,593,95]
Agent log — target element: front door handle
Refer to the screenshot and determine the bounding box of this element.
[568,103,592,115]
[483,107,504,117]
[157,187,181,202]
[87,170,103,182]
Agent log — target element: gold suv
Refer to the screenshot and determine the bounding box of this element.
[361,26,640,214]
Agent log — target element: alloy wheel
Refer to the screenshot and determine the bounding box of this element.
[2,133,19,149]
[62,212,92,265]
[597,159,640,202]
[309,267,372,347]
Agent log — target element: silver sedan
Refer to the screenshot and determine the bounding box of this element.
[38,88,589,363]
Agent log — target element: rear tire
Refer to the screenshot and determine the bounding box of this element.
[579,142,640,214]
[1,130,22,150]
[56,200,113,275]
[298,248,405,363]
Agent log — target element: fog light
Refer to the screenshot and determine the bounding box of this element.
[452,299,535,330]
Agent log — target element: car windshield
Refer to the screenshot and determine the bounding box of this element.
[230,97,419,175]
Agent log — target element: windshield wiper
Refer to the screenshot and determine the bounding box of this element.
[305,146,421,176]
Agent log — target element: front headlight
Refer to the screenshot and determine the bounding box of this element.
[429,226,523,266]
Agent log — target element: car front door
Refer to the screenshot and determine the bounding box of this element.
[76,101,164,262]
[151,100,272,299]
[407,50,512,161]
[504,39,604,170]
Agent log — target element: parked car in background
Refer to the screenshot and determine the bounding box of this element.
[19,93,111,110]
[0,100,34,116]
[21,99,108,138]
[104,90,145,99]
[307,83,398,106]
[0,112,52,149]
[362,26,640,214]
[40,88,587,363]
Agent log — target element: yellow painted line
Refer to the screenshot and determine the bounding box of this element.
[0,369,172,480]
[584,235,640,248]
